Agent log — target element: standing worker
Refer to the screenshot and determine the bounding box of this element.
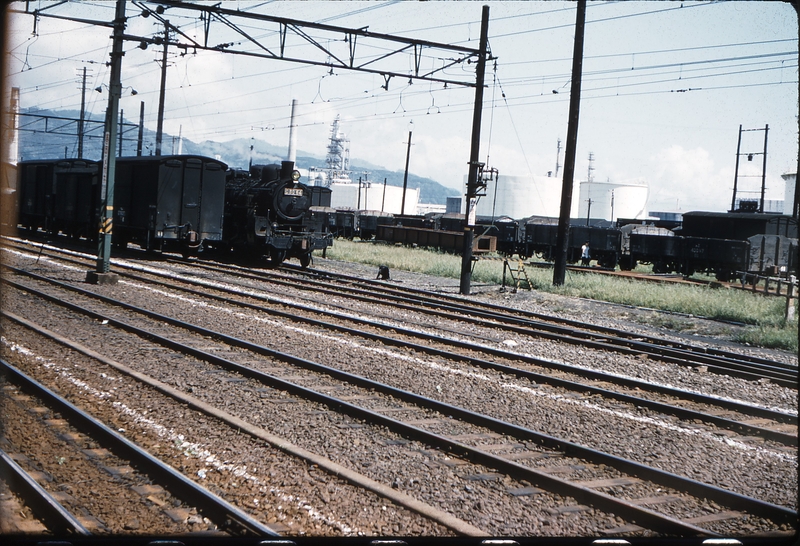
[581,241,591,266]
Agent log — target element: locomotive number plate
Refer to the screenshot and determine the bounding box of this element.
[284,188,304,197]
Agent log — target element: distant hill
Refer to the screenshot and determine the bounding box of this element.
[16,107,460,205]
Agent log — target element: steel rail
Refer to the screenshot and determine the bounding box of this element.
[0,360,280,538]
[108,264,799,437]
[4,238,792,378]
[138,260,798,424]
[4,260,796,437]
[0,449,90,536]
[285,262,797,371]
[276,265,798,384]
[3,274,796,532]
[176,259,796,385]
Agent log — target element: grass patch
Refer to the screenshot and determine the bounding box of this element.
[323,239,798,352]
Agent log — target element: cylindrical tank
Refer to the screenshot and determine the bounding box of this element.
[471,174,563,219]
[576,180,648,222]
[782,172,796,214]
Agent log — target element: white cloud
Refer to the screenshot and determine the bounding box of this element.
[647,145,729,212]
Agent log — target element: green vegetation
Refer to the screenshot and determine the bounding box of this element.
[322,239,798,352]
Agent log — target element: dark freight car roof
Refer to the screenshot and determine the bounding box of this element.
[115,155,228,170]
[681,210,797,239]
[17,158,99,168]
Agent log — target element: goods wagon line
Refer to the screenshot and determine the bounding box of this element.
[108,258,796,445]
[2,312,472,536]
[2,273,795,537]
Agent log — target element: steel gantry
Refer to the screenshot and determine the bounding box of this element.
[18,0,492,293]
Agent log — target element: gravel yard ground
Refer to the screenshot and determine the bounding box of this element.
[1,246,796,539]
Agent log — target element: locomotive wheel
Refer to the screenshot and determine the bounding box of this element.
[299,251,312,269]
[267,248,286,267]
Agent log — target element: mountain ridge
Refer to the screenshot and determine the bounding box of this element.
[16,107,460,205]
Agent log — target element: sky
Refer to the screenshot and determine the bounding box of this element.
[4,0,799,216]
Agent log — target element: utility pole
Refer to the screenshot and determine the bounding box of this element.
[118,109,124,156]
[553,0,586,287]
[759,124,769,213]
[401,130,412,215]
[155,20,169,156]
[78,67,87,159]
[554,138,562,179]
[459,4,490,296]
[87,0,126,285]
[137,101,144,156]
[731,124,742,212]
[794,2,800,219]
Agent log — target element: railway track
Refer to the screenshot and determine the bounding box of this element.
[8,237,796,386]
[1,243,796,537]
[4,243,797,447]
[280,263,798,386]
[152,254,797,388]
[0,360,278,537]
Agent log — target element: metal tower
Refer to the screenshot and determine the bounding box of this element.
[324,116,351,187]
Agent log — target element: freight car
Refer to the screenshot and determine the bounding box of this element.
[18,155,229,257]
[680,210,798,240]
[113,155,228,255]
[17,158,101,240]
[521,219,621,268]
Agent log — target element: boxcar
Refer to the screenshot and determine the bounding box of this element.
[113,155,227,255]
[17,159,101,239]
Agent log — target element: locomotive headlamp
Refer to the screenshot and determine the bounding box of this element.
[291,170,301,182]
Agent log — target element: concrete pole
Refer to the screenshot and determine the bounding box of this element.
[137,101,144,156]
[155,21,168,156]
[88,0,126,284]
[78,67,87,158]
[401,130,412,215]
[287,99,298,162]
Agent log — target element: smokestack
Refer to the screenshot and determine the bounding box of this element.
[287,99,298,163]
[5,87,20,165]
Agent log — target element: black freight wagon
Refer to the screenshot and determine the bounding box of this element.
[17,159,101,239]
[113,155,228,255]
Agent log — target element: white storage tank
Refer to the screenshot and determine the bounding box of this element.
[782,172,796,214]
[576,180,648,222]
[470,174,563,219]
[329,182,419,215]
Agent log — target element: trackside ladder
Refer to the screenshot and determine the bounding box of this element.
[501,259,532,293]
